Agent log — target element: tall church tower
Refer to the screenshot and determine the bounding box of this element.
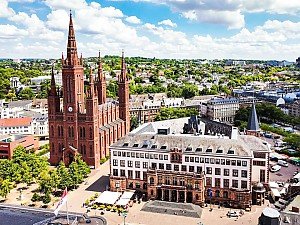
[97,52,106,104]
[118,51,130,134]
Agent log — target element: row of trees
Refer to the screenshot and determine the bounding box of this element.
[155,107,199,121]
[0,146,91,203]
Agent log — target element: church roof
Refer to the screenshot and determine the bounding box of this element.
[247,102,259,131]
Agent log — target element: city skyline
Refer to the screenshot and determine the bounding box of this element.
[0,0,300,60]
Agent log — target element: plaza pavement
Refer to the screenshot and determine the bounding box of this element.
[58,161,268,225]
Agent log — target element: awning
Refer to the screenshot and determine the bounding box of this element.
[94,191,122,205]
[115,191,134,206]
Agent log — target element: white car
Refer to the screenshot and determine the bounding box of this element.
[270,165,281,172]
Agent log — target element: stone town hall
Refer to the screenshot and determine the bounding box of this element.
[48,12,130,168]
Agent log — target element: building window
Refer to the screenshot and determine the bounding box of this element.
[145,153,149,159]
[206,167,212,174]
[242,161,247,167]
[233,169,238,177]
[143,172,147,180]
[223,191,228,198]
[215,178,221,187]
[128,170,133,178]
[189,166,194,172]
[135,161,140,168]
[164,155,168,160]
[151,163,157,169]
[131,152,135,158]
[224,169,229,176]
[241,170,247,178]
[185,156,189,162]
[205,158,209,163]
[253,161,266,166]
[241,181,247,189]
[231,160,236,166]
[200,158,204,163]
[197,166,202,173]
[215,168,221,175]
[172,177,177,185]
[226,159,230,165]
[113,151,117,156]
[159,154,163,160]
[190,157,194,162]
[174,165,179,171]
[113,159,118,166]
[223,179,229,188]
[120,160,125,167]
[260,169,266,182]
[120,170,125,177]
[113,169,118,176]
[216,159,220,164]
[128,160,133,167]
[166,164,172,170]
[195,157,199,163]
[221,159,225,165]
[206,177,212,186]
[210,158,214,164]
[237,160,241,166]
[159,163,164,170]
[181,165,187,171]
[149,177,154,185]
[232,180,238,188]
[136,153,140,158]
[143,162,148,169]
[140,153,144,158]
[122,152,126,157]
[135,171,140,179]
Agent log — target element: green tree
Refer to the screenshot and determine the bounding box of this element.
[130,115,139,131]
[18,87,35,100]
[0,179,13,199]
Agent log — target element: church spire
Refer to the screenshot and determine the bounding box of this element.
[247,100,259,131]
[50,66,56,96]
[66,10,79,66]
[119,50,127,82]
[97,51,106,104]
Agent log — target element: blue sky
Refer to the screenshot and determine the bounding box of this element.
[0,0,300,60]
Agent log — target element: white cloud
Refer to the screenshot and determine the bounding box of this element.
[125,16,141,24]
[158,19,177,28]
[0,0,15,18]
[0,24,27,39]
[44,0,87,10]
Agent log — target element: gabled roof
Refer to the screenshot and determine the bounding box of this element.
[247,102,259,131]
[0,117,32,127]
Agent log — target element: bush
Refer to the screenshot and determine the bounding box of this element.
[42,193,51,204]
[31,193,40,202]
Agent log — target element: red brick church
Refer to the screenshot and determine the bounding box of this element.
[48,12,130,168]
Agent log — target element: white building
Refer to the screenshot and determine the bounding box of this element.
[0,117,33,135]
[110,116,270,208]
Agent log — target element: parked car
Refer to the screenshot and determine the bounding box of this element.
[270,165,281,172]
[278,160,288,167]
[227,211,239,218]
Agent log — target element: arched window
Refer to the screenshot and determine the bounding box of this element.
[151,190,154,196]
[68,127,71,138]
[223,191,228,198]
[149,177,154,185]
[90,145,93,156]
[83,127,85,138]
[215,190,220,197]
[79,127,82,138]
[89,127,93,139]
[71,127,74,137]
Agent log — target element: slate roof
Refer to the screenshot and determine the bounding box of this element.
[247,102,260,131]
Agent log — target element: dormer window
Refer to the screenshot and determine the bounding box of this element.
[142,144,148,148]
[206,147,213,153]
[195,147,202,152]
[123,143,129,147]
[228,149,235,154]
[216,148,223,153]
[133,143,139,147]
[151,145,157,149]
[186,147,192,151]
[161,145,167,150]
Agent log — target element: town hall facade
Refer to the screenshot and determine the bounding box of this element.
[48,12,130,168]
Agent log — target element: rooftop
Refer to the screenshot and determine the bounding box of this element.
[283,195,300,213]
[0,117,32,127]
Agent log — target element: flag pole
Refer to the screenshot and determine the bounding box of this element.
[66,188,69,224]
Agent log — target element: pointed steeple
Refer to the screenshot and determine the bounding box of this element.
[119,50,127,82]
[50,66,56,96]
[247,100,260,131]
[89,67,94,85]
[98,51,104,81]
[66,10,79,66]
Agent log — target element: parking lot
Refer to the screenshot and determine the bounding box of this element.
[269,161,299,182]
